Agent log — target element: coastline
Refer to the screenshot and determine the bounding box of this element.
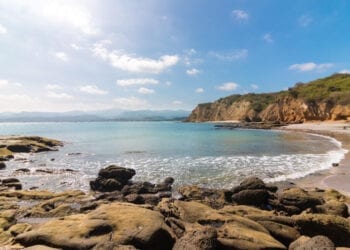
[278,121,350,196]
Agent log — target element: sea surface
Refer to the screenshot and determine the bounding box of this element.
[0,121,347,191]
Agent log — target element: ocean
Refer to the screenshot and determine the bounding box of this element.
[0,121,346,191]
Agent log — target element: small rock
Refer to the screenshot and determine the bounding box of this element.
[14,168,31,174]
[35,169,54,174]
[0,162,6,170]
[332,163,339,167]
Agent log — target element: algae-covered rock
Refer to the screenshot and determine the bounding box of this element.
[315,200,349,217]
[173,225,218,250]
[293,213,350,247]
[278,187,323,211]
[178,185,231,209]
[158,199,286,249]
[16,202,174,249]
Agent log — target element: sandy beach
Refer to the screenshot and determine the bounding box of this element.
[279,121,350,196]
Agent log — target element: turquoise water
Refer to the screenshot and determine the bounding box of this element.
[0,122,346,191]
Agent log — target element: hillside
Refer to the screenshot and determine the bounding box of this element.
[187,73,350,123]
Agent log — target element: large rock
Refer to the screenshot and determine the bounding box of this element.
[257,220,300,246]
[90,165,136,192]
[158,199,286,249]
[178,185,232,209]
[278,188,323,211]
[16,202,174,250]
[315,200,349,217]
[290,235,335,250]
[293,213,350,247]
[173,225,218,250]
[98,165,136,184]
[232,189,269,206]
[232,177,267,193]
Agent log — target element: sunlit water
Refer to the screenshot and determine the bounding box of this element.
[0,122,346,191]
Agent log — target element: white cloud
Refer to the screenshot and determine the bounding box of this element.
[54,52,69,62]
[195,88,204,93]
[42,2,97,35]
[0,79,22,88]
[185,48,197,56]
[172,100,183,105]
[165,81,172,86]
[71,43,82,50]
[80,85,107,95]
[209,49,248,61]
[299,15,313,27]
[93,41,179,74]
[263,33,273,43]
[116,78,159,87]
[289,62,334,72]
[2,1,97,35]
[217,82,239,91]
[113,96,148,110]
[186,68,200,76]
[0,24,7,34]
[251,84,259,90]
[138,87,154,94]
[232,9,249,21]
[339,69,350,74]
[45,84,63,90]
[47,91,73,99]
[0,79,9,87]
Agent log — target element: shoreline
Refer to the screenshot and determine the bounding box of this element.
[277,121,350,196]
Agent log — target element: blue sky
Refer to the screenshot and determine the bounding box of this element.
[0,0,349,112]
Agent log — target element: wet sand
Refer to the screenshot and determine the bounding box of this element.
[279,121,350,196]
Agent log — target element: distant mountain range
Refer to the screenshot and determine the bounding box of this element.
[0,110,190,122]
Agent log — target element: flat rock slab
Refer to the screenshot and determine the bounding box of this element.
[16,202,174,250]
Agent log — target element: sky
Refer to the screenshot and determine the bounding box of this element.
[0,0,350,112]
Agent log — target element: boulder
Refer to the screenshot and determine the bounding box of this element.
[293,213,350,247]
[315,200,349,217]
[90,165,136,192]
[92,242,138,250]
[16,203,174,250]
[90,177,123,192]
[257,220,300,246]
[278,188,323,211]
[290,235,335,250]
[98,165,135,184]
[232,189,269,206]
[178,185,231,209]
[1,178,22,190]
[173,225,218,250]
[232,177,267,193]
[158,199,286,249]
[288,236,311,250]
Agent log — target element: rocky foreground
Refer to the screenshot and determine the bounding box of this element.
[0,163,349,250]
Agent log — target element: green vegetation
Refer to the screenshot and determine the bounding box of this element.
[292,73,350,104]
[211,73,350,109]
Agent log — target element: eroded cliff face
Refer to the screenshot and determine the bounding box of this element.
[187,97,350,123]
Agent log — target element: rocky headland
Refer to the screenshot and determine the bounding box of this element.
[187,74,350,123]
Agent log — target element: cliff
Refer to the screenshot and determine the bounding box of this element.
[187,73,350,122]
